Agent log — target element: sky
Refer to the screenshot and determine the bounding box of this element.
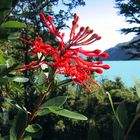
[63,0,136,51]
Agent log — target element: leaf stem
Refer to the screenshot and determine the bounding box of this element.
[19,83,51,140]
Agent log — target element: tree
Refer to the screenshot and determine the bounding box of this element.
[115,0,140,59]
[115,0,140,35]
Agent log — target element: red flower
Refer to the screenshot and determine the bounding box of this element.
[19,13,110,93]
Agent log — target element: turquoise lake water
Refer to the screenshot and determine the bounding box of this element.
[97,61,140,87]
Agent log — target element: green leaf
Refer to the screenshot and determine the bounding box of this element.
[113,102,128,140]
[13,77,29,83]
[36,108,50,116]
[40,96,67,108]
[116,102,128,128]
[0,55,6,64]
[133,77,140,98]
[36,72,46,86]
[57,79,72,87]
[25,124,43,138]
[113,118,123,140]
[106,92,123,128]
[25,124,42,133]
[36,96,67,116]
[48,106,88,120]
[8,32,21,40]
[6,57,16,68]
[10,105,28,140]
[23,136,32,140]
[1,21,26,28]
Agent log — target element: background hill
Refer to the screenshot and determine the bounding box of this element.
[103,35,140,60]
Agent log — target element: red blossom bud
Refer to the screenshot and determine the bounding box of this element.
[92,33,98,38]
[39,13,46,22]
[96,36,101,40]
[47,16,53,23]
[86,26,90,30]
[100,52,109,58]
[102,64,110,69]
[95,69,103,74]
[89,30,94,34]
[35,37,42,43]
[80,27,85,32]
[95,61,103,64]
[72,20,76,25]
[74,13,77,18]
[92,49,101,54]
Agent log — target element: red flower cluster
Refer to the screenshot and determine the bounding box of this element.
[19,13,110,92]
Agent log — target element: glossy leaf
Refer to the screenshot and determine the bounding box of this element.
[10,105,28,140]
[113,102,128,140]
[13,77,29,83]
[36,72,46,86]
[1,21,26,28]
[57,79,72,87]
[116,102,128,128]
[23,136,32,140]
[25,124,42,133]
[48,106,88,120]
[36,96,67,116]
[8,32,21,40]
[6,57,16,68]
[36,108,50,116]
[40,96,67,108]
[0,55,6,64]
[106,92,123,128]
[25,124,43,138]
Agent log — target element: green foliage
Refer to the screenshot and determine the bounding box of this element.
[115,0,140,35]
[23,136,32,140]
[1,21,26,28]
[87,120,100,140]
[36,96,67,116]
[133,77,140,98]
[113,102,129,140]
[25,124,43,138]
[41,96,67,108]
[47,106,88,120]
[10,105,28,140]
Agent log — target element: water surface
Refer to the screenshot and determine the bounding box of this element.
[97,61,140,87]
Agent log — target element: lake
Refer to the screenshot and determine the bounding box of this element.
[97,61,140,87]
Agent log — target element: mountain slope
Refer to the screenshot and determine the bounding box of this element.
[103,35,140,60]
